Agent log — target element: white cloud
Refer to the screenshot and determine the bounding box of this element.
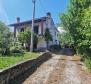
[0,0,9,24]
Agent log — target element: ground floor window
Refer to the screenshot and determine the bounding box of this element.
[34,26,39,34]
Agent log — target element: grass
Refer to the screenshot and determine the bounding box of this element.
[84,56,91,70]
[80,52,91,71]
[0,52,40,69]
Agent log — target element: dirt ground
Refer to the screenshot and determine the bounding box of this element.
[10,50,91,84]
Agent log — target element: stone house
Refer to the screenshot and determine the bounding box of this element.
[9,12,60,50]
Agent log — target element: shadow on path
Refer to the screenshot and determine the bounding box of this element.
[50,48,75,56]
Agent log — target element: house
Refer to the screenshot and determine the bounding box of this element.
[9,12,60,50]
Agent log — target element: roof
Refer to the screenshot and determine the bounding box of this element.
[9,17,47,27]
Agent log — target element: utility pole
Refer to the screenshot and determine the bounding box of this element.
[30,0,36,52]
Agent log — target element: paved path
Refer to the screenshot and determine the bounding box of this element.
[10,52,91,84]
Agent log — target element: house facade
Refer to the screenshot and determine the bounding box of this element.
[9,12,60,50]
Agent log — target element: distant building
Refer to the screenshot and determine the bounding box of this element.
[9,12,60,50]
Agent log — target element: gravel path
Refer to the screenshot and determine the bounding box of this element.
[47,56,91,84]
[59,58,81,84]
[10,52,91,84]
[23,54,61,84]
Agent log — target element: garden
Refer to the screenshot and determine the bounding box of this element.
[0,22,39,69]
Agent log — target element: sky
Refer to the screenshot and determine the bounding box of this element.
[0,0,69,25]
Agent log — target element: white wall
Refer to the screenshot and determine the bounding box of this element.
[37,36,47,49]
[45,17,60,46]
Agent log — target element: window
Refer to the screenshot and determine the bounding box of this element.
[20,28,24,32]
[55,32,56,35]
[34,26,39,34]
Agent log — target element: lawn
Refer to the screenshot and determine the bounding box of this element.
[0,52,40,69]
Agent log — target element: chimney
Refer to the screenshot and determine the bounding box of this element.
[46,12,51,18]
[16,17,20,23]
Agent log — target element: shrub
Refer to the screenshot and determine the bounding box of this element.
[0,48,2,54]
[10,41,24,54]
[0,21,11,55]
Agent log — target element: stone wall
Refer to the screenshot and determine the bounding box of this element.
[0,52,52,84]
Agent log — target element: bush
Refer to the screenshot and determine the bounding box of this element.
[80,51,91,70]
[10,41,24,54]
[0,22,11,55]
[84,57,91,70]
[0,48,2,53]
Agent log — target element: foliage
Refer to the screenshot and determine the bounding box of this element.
[0,21,11,55]
[61,0,91,51]
[18,28,31,44]
[60,0,91,69]
[44,28,52,49]
[84,56,91,70]
[80,7,91,49]
[0,21,24,55]
[18,27,38,50]
[10,40,24,54]
[58,28,74,47]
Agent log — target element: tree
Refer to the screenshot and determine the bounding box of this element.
[44,28,52,49]
[18,28,31,45]
[0,21,11,55]
[61,0,91,53]
[79,6,91,52]
[60,0,91,69]
[18,27,38,51]
[58,30,74,47]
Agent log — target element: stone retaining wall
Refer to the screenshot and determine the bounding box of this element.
[0,52,52,84]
